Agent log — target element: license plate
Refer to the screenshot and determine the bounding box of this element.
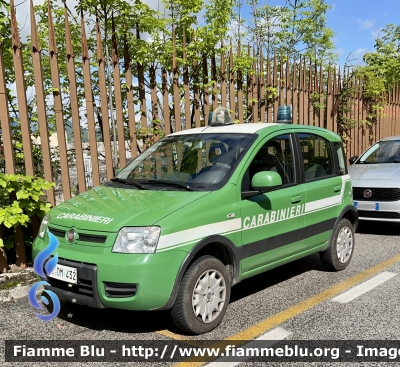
[49,264,78,284]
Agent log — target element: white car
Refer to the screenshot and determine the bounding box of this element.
[348,136,400,222]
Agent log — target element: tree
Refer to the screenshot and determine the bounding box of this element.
[363,24,400,87]
[236,0,336,62]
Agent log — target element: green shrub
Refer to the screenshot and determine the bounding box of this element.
[0,173,54,249]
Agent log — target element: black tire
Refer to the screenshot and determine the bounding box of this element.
[171,255,231,335]
[320,218,355,271]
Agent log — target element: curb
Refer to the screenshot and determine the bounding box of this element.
[0,285,30,302]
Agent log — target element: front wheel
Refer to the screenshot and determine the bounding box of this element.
[320,218,354,271]
[171,255,231,334]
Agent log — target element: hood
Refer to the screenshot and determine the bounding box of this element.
[349,163,400,187]
[49,185,210,232]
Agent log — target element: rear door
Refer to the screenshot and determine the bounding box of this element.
[296,132,344,251]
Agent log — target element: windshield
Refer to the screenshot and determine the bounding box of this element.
[357,140,400,164]
[112,133,256,191]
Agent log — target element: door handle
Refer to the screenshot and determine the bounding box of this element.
[333,185,341,193]
[291,195,302,204]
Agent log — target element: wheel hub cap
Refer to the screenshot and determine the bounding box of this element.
[336,226,353,263]
[192,269,226,323]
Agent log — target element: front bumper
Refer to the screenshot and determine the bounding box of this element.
[353,200,400,222]
[33,235,188,310]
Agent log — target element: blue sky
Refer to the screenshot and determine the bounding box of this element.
[326,0,400,65]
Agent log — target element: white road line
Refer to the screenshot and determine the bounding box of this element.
[332,271,397,304]
[205,327,292,367]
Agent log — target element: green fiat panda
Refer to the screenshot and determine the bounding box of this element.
[33,108,357,334]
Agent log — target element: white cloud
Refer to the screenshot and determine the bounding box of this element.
[351,48,368,59]
[370,28,382,40]
[356,18,375,31]
[336,47,344,55]
[353,48,367,56]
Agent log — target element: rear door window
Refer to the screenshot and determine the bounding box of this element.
[298,134,334,181]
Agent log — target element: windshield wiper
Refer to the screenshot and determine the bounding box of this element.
[139,179,198,191]
[110,177,147,190]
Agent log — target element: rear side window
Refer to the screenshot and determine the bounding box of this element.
[334,142,347,175]
[298,134,333,181]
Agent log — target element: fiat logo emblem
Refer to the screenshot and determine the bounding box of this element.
[363,189,372,198]
[67,229,76,243]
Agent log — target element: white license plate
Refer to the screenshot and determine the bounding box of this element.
[49,264,78,284]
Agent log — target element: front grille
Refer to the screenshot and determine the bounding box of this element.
[104,282,137,298]
[78,234,107,243]
[353,187,400,201]
[358,210,400,219]
[49,228,66,238]
[48,227,107,244]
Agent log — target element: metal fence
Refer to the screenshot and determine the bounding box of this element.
[1,0,400,208]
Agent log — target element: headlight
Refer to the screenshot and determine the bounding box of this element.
[38,214,50,239]
[113,227,161,254]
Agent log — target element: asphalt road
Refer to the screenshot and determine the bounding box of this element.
[2,221,400,367]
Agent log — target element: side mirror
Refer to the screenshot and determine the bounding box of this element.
[349,156,358,165]
[242,171,283,199]
[252,171,283,190]
[114,168,122,176]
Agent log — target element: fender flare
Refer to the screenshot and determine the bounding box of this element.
[155,235,241,310]
[322,205,359,252]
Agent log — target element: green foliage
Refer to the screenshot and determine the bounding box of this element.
[0,174,54,248]
[311,92,325,110]
[363,24,400,86]
[0,0,9,44]
[242,0,336,62]
[134,123,166,147]
[336,65,387,149]
[263,86,278,105]
[336,23,400,148]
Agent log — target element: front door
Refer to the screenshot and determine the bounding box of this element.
[240,133,305,273]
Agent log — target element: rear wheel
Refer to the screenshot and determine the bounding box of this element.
[171,255,231,334]
[320,218,354,271]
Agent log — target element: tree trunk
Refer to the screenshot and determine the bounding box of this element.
[0,225,7,273]
[31,215,40,238]
[14,225,26,269]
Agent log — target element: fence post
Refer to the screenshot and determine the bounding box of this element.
[10,0,34,176]
[220,41,227,109]
[292,56,298,124]
[48,1,71,200]
[172,29,181,132]
[80,9,100,186]
[0,225,7,273]
[96,15,114,178]
[237,43,243,123]
[30,0,55,205]
[183,30,191,130]
[65,4,87,192]
[229,40,235,120]
[259,50,265,122]
[0,42,16,174]
[111,16,126,167]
